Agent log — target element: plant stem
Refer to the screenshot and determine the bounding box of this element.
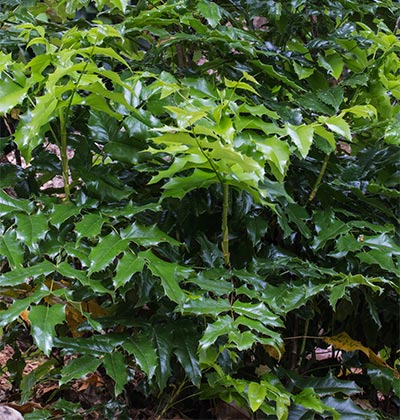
[59,109,70,200]
[307,153,330,203]
[222,183,230,268]
[298,318,310,367]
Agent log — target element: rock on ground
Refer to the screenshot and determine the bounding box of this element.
[0,405,24,420]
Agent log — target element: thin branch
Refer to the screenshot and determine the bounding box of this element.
[307,153,330,203]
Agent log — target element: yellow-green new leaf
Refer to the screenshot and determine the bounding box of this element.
[248,382,267,412]
[324,116,351,141]
[287,124,314,158]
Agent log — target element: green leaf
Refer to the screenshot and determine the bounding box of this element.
[312,211,348,250]
[0,230,24,269]
[0,260,54,287]
[314,125,336,150]
[60,355,101,385]
[56,262,110,294]
[152,326,173,391]
[15,212,48,251]
[256,136,290,181]
[0,190,33,216]
[248,382,267,412]
[103,351,128,396]
[322,396,379,420]
[228,330,258,350]
[173,329,201,387]
[0,163,25,188]
[0,52,12,72]
[342,105,377,119]
[0,286,48,327]
[368,367,395,395]
[14,96,58,161]
[182,297,232,316]
[328,283,347,309]
[289,372,362,396]
[293,62,314,80]
[357,250,398,275]
[385,118,400,145]
[49,203,81,228]
[121,222,180,247]
[317,88,344,112]
[20,359,56,404]
[29,304,66,356]
[162,170,217,199]
[197,0,222,28]
[318,53,344,80]
[234,316,283,342]
[199,316,233,350]
[324,115,351,141]
[74,213,105,241]
[224,78,259,96]
[0,79,28,114]
[140,250,190,304]
[113,251,145,289]
[286,124,314,158]
[123,334,158,379]
[55,334,125,356]
[186,270,233,295]
[164,106,207,127]
[252,61,302,90]
[88,232,130,275]
[232,301,283,326]
[293,388,331,413]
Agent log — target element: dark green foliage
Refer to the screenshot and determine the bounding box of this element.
[0,0,399,418]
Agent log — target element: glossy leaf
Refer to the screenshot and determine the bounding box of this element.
[103,351,128,396]
[29,304,66,356]
[322,396,379,420]
[74,213,105,241]
[15,212,48,251]
[113,251,144,289]
[0,229,24,269]
[49,203,81,228]
[152,326,173,391]
[324,115,351,141]
[0,260,54,287]
[87,232,130,275]
[60,355,101,385]
[123,334,158,380]
[0,286,49,327]
[286,124,314,158]
[173,329,201,387]
[199,316,233,350]
[140,250,188,304]
[248,382,267,412]
[0,190,33,216]
[121,222,180,247]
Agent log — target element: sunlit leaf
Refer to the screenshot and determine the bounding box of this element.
[248,382,267,412]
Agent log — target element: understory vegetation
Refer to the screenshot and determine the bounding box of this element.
[0,0,399,418]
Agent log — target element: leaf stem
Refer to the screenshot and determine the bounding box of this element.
[222,183,230,268]
[307,153,330,203]
[59,109,70,200]
[298,318,310,367]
